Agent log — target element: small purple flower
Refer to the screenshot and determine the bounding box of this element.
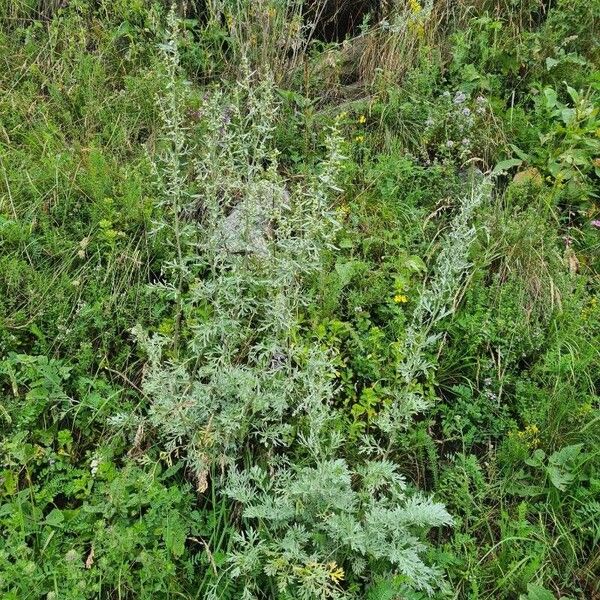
[591,220,600,228]
[461,107,471,117]
[446,140,454,148]
[461,138,470,146]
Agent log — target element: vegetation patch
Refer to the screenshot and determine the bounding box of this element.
[1,1,598,598]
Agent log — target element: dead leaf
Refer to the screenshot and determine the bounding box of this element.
[567,249,580,274]
[85,546,95,569]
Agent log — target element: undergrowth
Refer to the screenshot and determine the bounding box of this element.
[0,1,598,599]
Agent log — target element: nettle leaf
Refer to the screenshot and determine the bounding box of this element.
[544,444,583,491]
[546,465,574,491]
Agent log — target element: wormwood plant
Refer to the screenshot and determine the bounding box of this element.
[134,10,453,598]
[376,177,491,440]
[139,8,344,480]
[223,459,452,599]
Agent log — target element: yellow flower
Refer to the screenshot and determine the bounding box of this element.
[357,114,367,124]
[393,294,408,303]
[337,203,350,216]
[354,135,365,143]
[512,424,540,448]
[327,562,345,584]
[409,0,422,13]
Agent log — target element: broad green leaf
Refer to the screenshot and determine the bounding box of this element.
[560,107,575,125]
[462,63,481,82]
[45,508,65,527]
[547,161,562,177]
[549,444,583,467]
[525,449,546,467]
[509,144,531,161]
[544,87,558,109]
[565,84,580,104]
[491,158,523,176]
[405,255,426,273]
[546,465,574,491]
[335,260,359,287]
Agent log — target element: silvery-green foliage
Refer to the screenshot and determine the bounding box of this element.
[139,9,455,598]
[409,178,490,343]
[376,178,491,436]
[139,9,344,481]
[222,459,452,598]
